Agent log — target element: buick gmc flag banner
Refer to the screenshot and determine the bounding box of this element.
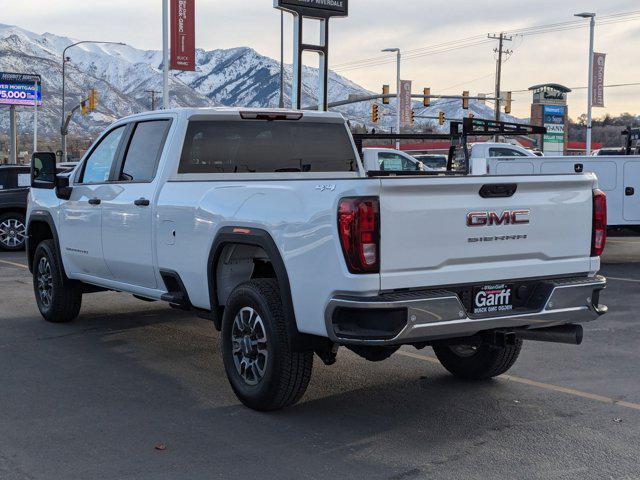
[170,0,196,71]
[592,52,606,108]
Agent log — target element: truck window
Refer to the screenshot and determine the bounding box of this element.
[80,126,126,184]
[178,121,356,174]
[489,147,527,157]
[119,120,171,182]
[378,152,418,171]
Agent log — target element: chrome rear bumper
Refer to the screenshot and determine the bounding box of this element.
[325,275,607,346]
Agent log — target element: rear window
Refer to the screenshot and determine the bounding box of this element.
[178,121,357,174]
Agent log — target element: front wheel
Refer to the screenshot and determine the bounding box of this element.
[221,279,313,411]
[32,239,82,323]
[433,338,522,380]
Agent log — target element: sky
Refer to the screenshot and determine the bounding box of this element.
[4,0,640,119]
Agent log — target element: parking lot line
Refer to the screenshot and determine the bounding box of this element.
[397,350,640,412]
[607,276,640,284]
[0,259,28,269]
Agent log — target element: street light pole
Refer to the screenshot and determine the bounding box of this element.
[279,10,285,109]
[575,12,596,155]
[60,40,125,161]
[382,48,401,149]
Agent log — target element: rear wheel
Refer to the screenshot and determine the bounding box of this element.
[0,212,26,251]
[221,279,313,411]
[32,239,82,323]
[433,338,522,380]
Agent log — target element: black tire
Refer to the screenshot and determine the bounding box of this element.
[0,212,26,251]
[32,239,82,323]
[433,339,522,380]
[221,279,313,411]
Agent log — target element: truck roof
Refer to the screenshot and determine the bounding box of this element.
[115,107,346,124]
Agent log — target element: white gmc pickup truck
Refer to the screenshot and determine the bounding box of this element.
[27,108,608,411]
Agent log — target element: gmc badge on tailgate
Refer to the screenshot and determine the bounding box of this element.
[467,210,530,227]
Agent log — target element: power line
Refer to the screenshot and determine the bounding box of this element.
[332,9,640,73]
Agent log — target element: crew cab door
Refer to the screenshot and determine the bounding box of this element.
[59,125,127,278]
[101,119,172,288]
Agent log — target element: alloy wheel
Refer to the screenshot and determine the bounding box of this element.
[231,307,269,386]
[37,256,53,308]
[0,218,26,249]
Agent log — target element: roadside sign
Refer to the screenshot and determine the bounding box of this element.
[543,105,565,153]
[0,72,42,106]
[399,80,412,128]
[170,0,196,71]
[275,0,348,18]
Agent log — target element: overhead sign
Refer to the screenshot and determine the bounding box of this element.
[399,80,412,128]
[170,0,196,71]
[275,0,348,18]
[543,105,565,154]
[592,52,606,108]
[0,72,42,106]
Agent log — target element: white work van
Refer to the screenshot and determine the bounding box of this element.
[479,155,640,228]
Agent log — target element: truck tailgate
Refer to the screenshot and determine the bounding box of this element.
[379,175,596,291]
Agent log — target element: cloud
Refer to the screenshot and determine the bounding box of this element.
[4,0,639,117]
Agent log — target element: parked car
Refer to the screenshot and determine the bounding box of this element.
[0,165,30,250]
[27,108,607,411]
[0,163,77,251]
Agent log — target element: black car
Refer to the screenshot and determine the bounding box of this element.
[0,165,30,251]
[0,163,77,251]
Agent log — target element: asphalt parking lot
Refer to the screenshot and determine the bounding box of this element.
[1,235,639,480]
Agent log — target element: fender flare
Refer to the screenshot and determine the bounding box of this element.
[26,210,65,278]
[207,226,312,350]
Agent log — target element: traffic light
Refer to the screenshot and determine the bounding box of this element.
[410,108,415,126]
[505,91,512,114]
[371,103,379,123]
[382,85,390,105]
[423,87,431,107]
[462,91,469,110]
[88,88,98,111]
[81,100,88,116]
[438,111,445,126]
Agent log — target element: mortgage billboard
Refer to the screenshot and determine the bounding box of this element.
[0,72,42,106]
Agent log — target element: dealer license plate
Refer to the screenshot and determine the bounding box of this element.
[472,284,514,315]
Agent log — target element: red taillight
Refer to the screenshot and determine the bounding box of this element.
[592,189,607,256]
[338,197,380,273]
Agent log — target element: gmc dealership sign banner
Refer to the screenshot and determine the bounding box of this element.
[592,52,606,108]
[275,0,348,18]
[170,0,196,71]
[0,72,42,106]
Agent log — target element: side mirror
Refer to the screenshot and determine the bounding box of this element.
[55,175,73,200]
[31,152,57,189]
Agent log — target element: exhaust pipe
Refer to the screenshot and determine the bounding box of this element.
[516,324,583,345]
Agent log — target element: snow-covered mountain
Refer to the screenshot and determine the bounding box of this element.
[0,24,520,139]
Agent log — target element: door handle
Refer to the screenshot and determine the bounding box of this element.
[88,198,101,205]
[134,198,150,206]
[626,187,635,196]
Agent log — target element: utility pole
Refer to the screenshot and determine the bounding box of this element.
[146,90,160,111]
[487,33,512,124]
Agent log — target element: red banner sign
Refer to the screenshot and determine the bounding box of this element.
[171,0,196,71]
[592,52,606,108]
[399,80,412,128]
